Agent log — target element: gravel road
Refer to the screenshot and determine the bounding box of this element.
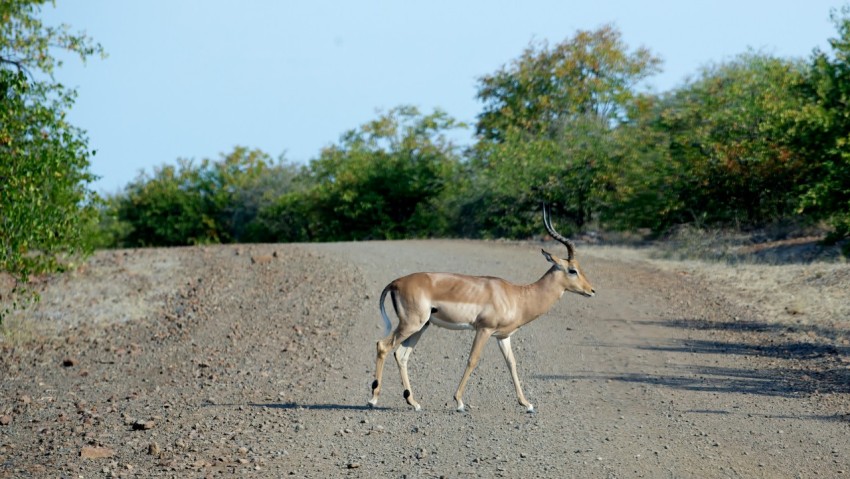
[1,240,848,478]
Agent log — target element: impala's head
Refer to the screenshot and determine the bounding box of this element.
[542,204,595,298]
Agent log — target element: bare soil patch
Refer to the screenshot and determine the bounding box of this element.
[1,240,848,478]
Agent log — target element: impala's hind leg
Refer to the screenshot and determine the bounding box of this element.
[368,316,427,409]
[369,332,394,408]
[394,321,430,411]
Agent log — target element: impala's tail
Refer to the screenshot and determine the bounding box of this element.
[379,284,394,336]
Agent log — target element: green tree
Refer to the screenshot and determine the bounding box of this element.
[595,93,683,232]
[476,24,661,143]
[1,1,103,76]
[219,148,302,243]
[1,1,104,317]
[113,159,213,247]
[798,7,850,250]
[463,25,661,236]
[638,52,813,229]
[111,147,298,247]
[263,106,465,242]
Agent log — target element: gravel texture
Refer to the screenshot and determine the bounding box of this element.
[1,240,848,478]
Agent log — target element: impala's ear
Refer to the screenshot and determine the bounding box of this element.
[541,249,556,264]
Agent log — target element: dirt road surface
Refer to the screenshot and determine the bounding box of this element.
[1,240,848,478]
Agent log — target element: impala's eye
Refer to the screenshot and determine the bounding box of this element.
[567,268,578,275]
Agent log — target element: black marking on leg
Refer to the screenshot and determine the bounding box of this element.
[372,380,379,391]
[403,389,411,399]
[431,307,438,314]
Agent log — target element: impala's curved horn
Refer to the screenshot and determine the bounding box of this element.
[542,203,575,261]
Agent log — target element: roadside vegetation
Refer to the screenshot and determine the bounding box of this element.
[1,0,104,317]
[2,2,850,320]
[93,12,850,252]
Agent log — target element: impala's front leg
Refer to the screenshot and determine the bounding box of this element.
[454,328,493,412]
[497,335,534,413]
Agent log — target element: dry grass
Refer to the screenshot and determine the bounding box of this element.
[585,236,850,339]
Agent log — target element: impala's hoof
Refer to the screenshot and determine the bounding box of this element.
[367,399,378,408]
[456,404,465,413]
[413,404,422,412]
[526,405,535,414]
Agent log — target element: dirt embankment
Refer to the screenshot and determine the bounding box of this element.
[1,240,848,478]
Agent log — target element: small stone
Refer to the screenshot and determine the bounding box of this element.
[62,357,77,367]
[148,442,161,455]
[347,462,361,469]
[81,446,114,459]
[133,419,155,430]
[0,415,11,426]
[251,255,274,265]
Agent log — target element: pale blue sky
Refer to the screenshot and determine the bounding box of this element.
[42,1,845,193]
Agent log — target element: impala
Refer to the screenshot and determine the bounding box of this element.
[368,204,595,413]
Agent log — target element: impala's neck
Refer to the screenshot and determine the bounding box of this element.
[519,267,566,325]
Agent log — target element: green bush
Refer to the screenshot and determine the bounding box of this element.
[0,69,100,279]
[260,106,465,242]
[1,1,105,320]
[797,7,850,251]
[459,25,662,237]
[110,147,300,247]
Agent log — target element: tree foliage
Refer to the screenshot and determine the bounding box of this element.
[628,52,812,229]
[1,1,104,316]
[110,147,299,247]
[0,70,98,281]
[1,0,103,76]
[262,106,465,242]
[797,6,850,249]
[460,25,662,237]
[79,17,850,255]
[475,24,661,142]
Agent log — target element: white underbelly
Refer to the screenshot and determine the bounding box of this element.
[428,316,475,331]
